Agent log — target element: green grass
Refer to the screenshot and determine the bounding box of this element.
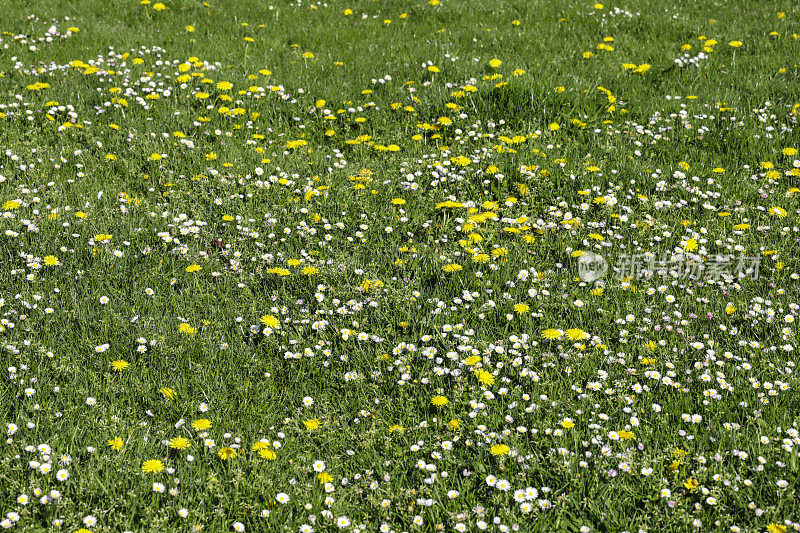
[1,0,800,531]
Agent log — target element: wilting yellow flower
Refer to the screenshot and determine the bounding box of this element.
[683,478,699,491]
[160,387,177,400]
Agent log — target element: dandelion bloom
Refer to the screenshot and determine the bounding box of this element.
[192,419,212,430]
[169,437,190,450]
[513,303,530,314]
[218,447,236,460]
[542,329,563,340]
[111,360,129,371]
[260,315,280,328]
[186,264,202,273]
[768,206,787,218]
[565,329,588,341]
[475,369,495,386]
[303,418,321,430]
[431,396,449,406]
[259,448,277,460]
[142,460,164,473]
[178,323,197,335]
[490,444,509,456]
[107,437,124,451]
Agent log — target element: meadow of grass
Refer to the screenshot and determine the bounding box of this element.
[1,0,800,531]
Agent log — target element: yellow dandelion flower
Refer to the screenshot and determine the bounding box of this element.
[565,329,588,341]
[542,329,563,340]
[169,437,190,450]
[768,206,787,218]
[142,459,164,473]
[178,323,197,335]
[475,369,495,386]
[259,448,277,460]
[513,303,530,314]
[192,419,212,430]
[490,444,509,456]
[260,315,280,328]
[303,418,321,430]
[218,447,236,460]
